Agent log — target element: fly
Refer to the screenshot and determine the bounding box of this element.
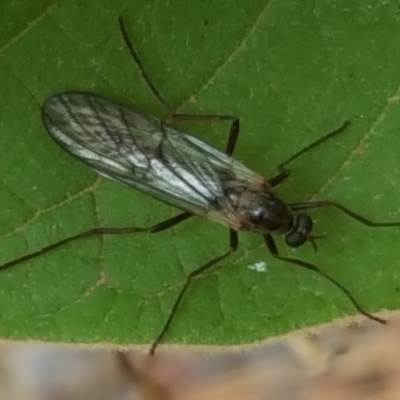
[2,17,399,355]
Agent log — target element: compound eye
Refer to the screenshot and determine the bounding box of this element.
[285,214,313,247]
[297,214,313,234]
[285,231,307,247]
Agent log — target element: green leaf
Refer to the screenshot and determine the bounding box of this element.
[1,0,400,347]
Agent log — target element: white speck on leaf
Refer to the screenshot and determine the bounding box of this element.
[248,261,267,272]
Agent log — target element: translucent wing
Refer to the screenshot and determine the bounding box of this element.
[42,92,264,227]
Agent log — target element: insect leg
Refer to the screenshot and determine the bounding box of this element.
[171,114,239,156]
[268,120,350,187]
[263,234,385,324]
[279,120,350,169]
[118,17,240,156]
[268,168,291,187]
[290,200,400,227]
[118,17,172,113]
[150,230,239,355]
[116,350,166,399]
[0,212,191,273]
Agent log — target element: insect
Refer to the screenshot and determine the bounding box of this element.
[1,17,400,355]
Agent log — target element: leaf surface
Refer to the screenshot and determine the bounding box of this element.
[1,0,400,346]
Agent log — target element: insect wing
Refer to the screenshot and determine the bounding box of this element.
[42,92,261,225]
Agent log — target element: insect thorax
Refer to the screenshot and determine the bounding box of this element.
[223,183,293,235]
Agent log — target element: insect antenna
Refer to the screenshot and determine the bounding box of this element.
[308,233,327,252]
